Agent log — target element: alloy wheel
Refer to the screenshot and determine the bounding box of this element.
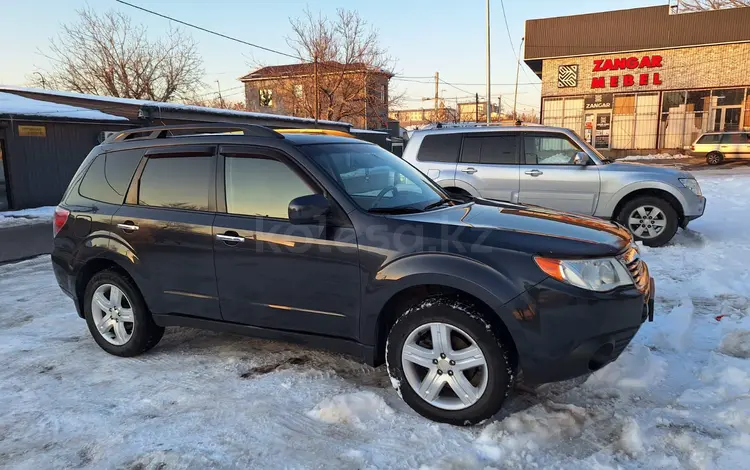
[401,322,488,411]
[90,284,135,346]
[627,205,667,239]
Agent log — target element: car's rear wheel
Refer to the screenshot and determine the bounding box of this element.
[386,298,513,425]
[617,196,679,247]
[83,270,164,357]
[706,151,724,165]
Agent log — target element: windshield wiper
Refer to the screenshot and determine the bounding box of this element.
[423,197,465,211]
[367,206,424,214]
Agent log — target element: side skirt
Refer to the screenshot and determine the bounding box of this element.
[152,314,376,366]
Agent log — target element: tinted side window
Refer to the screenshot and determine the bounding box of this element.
[225,156,316,219]
[105,149,143,197]
[138,157,212,211]
[721,133,744,144]
[462,135,517,165]
[524,135,582,165]
[698,134,721,144]
[417,134,461,163]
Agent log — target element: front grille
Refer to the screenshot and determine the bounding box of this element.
[620,245,649,293]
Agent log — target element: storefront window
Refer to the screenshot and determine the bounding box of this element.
[712,88,745,106]
[686,90,710,113]
[662,91,686,113]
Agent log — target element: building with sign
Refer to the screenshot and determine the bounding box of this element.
[524,5,750,155]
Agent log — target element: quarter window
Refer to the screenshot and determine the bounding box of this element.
[416,134,461,163]
[225,156,316,219]
[79,149,143,204]
[721,133,747,144]
[138,157,212,211]
[524,135,582,165]
[461,135,517,165]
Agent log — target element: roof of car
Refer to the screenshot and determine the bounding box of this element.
[281,133,373,146]
[411,125,566,135]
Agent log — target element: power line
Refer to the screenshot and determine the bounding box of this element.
[498,0,540,90]
[439,79,473,96]
[115,0,302,61]
[392,77,539,87]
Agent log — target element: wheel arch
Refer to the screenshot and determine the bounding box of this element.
[610,186,685,225]
[74,256,141,318]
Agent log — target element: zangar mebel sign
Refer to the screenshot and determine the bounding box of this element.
[591,55,663,89]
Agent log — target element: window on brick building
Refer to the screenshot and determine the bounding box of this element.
[259,89,273,107]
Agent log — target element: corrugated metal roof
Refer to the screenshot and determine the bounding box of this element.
[524,5,750,73]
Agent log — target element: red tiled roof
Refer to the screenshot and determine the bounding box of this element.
[240,62,393,81]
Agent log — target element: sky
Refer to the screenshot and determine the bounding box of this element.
[0,0,668,115]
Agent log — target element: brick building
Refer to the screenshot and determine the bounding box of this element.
[241,62,393,129]
[524,5,750,155]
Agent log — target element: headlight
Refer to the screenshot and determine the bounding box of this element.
[535,256,633,292]
[679,178,702,196]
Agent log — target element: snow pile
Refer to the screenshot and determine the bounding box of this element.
[474,402,587,462]
[306,391,394,427]
[0,206,55,227]
[619,153,691,161]
[0,92,126,121]
[615,418,645,458]
[651,299,695,352]
[719,330,750,359]
[584,343,667,391]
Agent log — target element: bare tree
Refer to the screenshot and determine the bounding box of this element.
[32,8,204,102]
[677,0,750,11]
[183,95,246,111]
[250,8,399,127]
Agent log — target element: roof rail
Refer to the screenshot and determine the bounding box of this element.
[103,123,284,144]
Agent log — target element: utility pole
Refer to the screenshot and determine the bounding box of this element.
[498,96,502,122]
[215,80,224,108]
[485,0,491,124]
[434,72,439,123]
[314,54,320,124]
[475,93,479,123]
[455,97,460,123]
[363,71,368,129]
[513,37,525,121]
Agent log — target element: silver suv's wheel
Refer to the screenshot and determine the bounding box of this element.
[84,270,164,357]
[401,322,488,410]
[91,284,135,345]
[617,196,679,247]
[386,298,513,425]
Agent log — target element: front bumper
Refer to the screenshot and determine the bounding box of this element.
[512,275,655,385]
[681,195,706,228]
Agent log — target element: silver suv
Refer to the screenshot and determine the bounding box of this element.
[691,131,750,165]
[404,126,706,247]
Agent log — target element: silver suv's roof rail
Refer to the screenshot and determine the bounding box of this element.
[104,123,284,144]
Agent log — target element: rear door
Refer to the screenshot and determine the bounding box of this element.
[518,133,600,214]
[112,145,221,319]
[456,133,520,202]
[720,132,750,158]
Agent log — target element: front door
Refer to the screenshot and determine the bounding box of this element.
[455,133,520,202]
[111,145,221,319]
[713,107,742,132]
[212,146,360,339]
[0,139,9,210]
[519,133,601,215]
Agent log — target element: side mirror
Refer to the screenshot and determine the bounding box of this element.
[574,152,589,166]
[288,194,330,225]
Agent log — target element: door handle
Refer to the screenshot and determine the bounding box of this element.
[525,169,543,177]
[117,222,139,232]
[461,167,478,174]
[216,232,245,244]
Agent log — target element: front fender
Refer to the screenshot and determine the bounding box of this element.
[597,180,688,218]
[359,253,534,346]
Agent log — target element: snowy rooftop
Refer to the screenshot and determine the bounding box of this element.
[0,92,127,121]
[0,86,348,128]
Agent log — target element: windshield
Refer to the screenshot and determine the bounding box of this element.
[302,142,448,212]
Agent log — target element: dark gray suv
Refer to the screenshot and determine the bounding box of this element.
[52,124,654,425]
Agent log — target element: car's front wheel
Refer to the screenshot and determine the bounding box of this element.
[386,298,513,425]
[83,270,164,357]
[617,196,679,247]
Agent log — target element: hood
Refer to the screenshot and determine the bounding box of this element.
[602,161,693,179]
[393,199,632,257]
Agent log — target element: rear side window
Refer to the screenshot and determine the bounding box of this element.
[138,157,212,211]
[461,135,517,165]
[417,134,461,163]
[78,149,142,204]
[698,134,721,144]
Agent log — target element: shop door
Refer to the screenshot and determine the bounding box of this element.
[712,107,742,132]
[594,112,612,150]
[0,139,8,210]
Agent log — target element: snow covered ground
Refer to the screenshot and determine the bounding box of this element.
[1,170,749,469]
[0,206,55,228]
[618,154,691,161]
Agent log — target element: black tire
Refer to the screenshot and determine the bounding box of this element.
[617,196,679,247]
[83,269,164,357]
[706,152,724,165]
[385,297,513,425]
